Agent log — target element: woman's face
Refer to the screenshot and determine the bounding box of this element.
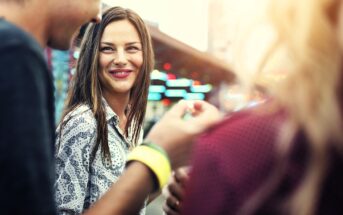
[98,19,143,98]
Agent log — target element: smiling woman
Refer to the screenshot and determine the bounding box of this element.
[99,19,143,101]
[54,6,154,215]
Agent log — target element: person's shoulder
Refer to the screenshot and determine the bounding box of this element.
[194,103,285,186]
[207,103,285,138]
[56,104,97,141]
[196,102,286,159]
[0,19,43,56]
[61,104,96,129]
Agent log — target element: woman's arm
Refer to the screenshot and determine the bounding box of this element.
[55,112,96,214]
[84,161,156,215]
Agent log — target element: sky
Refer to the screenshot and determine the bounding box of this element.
[102,0,210,51]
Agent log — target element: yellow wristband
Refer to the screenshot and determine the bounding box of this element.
[127,145,171,190]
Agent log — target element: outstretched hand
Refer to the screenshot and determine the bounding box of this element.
[145,100,221,169]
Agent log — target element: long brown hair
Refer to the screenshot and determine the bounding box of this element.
[60,6,154,161]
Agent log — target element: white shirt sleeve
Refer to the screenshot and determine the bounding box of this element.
[54,113,97,215]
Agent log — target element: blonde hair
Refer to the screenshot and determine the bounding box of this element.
[251,0,343,214]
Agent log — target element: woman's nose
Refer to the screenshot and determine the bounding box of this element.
[113,50,128,65]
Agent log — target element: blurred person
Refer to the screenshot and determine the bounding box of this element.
[181,0,343,213]
[0,0,101,214]
[55,6,154,215]
[164,0,343,214]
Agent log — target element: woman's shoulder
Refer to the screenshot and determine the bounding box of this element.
[58,104,97,131]
[55,105,98,151]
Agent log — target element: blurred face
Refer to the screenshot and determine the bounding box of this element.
[98,19,143,98]
[48,0,101,49]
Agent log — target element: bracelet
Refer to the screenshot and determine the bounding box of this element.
[141,142,168,158]
[127,144,171,190]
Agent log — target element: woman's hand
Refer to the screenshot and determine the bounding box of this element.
[145,100,221,169]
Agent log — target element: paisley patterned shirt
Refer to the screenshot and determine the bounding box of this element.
[54,100,144,215]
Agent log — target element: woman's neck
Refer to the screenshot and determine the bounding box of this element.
[103,92,130,131]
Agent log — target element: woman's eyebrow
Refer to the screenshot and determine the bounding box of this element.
[126,42,142,45]
[100,42,114,46]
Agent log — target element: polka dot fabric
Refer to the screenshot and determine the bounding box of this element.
[182,106,343,215]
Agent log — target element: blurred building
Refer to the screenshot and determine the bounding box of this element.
[144,25,234,132]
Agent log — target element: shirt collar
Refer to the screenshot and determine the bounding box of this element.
[102,97,119,123]
[101,97,136,144]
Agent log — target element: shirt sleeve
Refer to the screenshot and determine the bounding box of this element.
[0,46,56,214]
[54,113,96,215]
